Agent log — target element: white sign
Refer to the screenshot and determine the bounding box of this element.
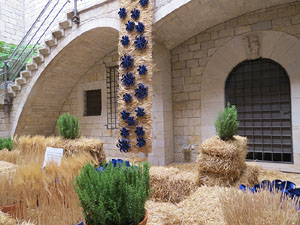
[42,147,64,168]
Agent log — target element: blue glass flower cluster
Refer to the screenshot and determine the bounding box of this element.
[121,36,130,46]
[135,83,148,99]
[135,22,145,33]
[137,137,146,147]
[95,159,131,172]
[139,0,149,7]
[138,65,147,75]
[117,139,131,152]
[240,179,300,204]
[131,8,140,20]
[135,107,145,117]
[123,93,132,103]
[120,54,134,70]
[120,127,130,138]
[135,126,145,137]
[126,21,135,32]
[134,35,148,50]
[126,116,136,126]
[121,72,135,87]
[118,8,127,19]
[121,110,130,120]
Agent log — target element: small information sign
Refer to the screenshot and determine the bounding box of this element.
[42,147,64,168]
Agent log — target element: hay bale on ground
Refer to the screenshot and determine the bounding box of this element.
[197,136,247,187]
[0,161,17,176]
[237,163,260,187]
[0,149,20,164]
[150,167,197,203]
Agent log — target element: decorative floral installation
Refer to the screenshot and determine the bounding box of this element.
[134,35,148,50]
[131,8,140,20]
[120,127,130,138]
[118,8,127,19]
[123,93,132,103]
[126,116,136,126]
[135,22,145,33]
[135,83,148,99]
[137,65,147,75]
[117,139,131,152]
[135,126,145,137]
[121,36,130,46]
[135,107,145,117]
[121,110,130,120]
[120,54,134,70]
[137,137,146,147]
[125,21,135,32]
[139,0,148,7]
[121,72,135,87]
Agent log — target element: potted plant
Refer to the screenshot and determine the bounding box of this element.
[73,161,151,225]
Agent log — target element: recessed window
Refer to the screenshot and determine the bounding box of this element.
[84,89,102,116]
[106,66,119,129]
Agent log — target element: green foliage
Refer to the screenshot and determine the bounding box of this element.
[0,137,13,151]
[57,113,80,139]
[215,102,239,141]
[73,162,151,225]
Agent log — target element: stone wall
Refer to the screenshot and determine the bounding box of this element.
[0,0,24,44]
[171,2,300,162]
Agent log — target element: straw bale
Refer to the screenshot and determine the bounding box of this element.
[237,163,260,187]
[0,161,17,176]
[0,149,20,164]
[197,136,247,186]
[150,167,197,203]
[0,211,15,225]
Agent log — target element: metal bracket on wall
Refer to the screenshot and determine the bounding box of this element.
[73,0,80,25]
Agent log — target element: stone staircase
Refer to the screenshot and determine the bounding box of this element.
[6,15,74,100]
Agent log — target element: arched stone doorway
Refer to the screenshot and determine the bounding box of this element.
[225,58,293,163]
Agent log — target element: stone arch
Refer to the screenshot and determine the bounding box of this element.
[12,17,120,136]
[201,30,300,170]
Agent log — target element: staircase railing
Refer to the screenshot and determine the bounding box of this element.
[1,0,80,112]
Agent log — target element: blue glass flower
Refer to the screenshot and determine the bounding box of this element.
[135,107,145,117]
[117,139,131,152]
[121,72,135,87]
[135,126,145,137]
[121,36,130,46]
[120,127,130,138]
[121,110,130,120]
[135,22,145,33]
[131,8,140,20]
[138,65,147,75]
[139,0,149,7]
[120,54,134,70]
[137,137,146,148]
[135,83,148,99]
[123,93,132,103]
[118,8,127,19]
[126,116,136,126]
[134,35,148,50]
[126,21,135,32]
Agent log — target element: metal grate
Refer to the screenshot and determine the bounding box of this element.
[225,58,293,163]
[106,66,119,129]
[84,89,102,116]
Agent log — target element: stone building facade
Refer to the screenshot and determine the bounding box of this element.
[1,0,300,171]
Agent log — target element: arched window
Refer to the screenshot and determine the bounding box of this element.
[225,58,293,163]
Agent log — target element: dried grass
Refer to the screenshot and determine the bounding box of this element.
[0,149,20,164]
[0,161,17,176]
[197,136,247,186]
[219,188,300,225]
[150,167,197,203]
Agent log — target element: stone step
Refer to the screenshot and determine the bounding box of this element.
[8,87,16,98]
[52,29,65,39]
[26,63,37,71]
[20,70,31,78]
[45,37,57,47]
[39,46,50,56]
[11,83,21,91]
[33,55,44,65]
[15,77,26,85]
[59,19,72,29]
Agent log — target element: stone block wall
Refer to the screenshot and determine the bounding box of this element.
[171,2,300,162]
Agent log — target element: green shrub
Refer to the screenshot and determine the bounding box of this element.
[0,137,13,151]
[215,102,239,141]
[73,161,151,225]
[57,113,80,139]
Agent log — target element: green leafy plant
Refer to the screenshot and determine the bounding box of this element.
[73,161,151,225]
[215,102,239,141]
[57,113,80,139]
[0,137,13,151]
